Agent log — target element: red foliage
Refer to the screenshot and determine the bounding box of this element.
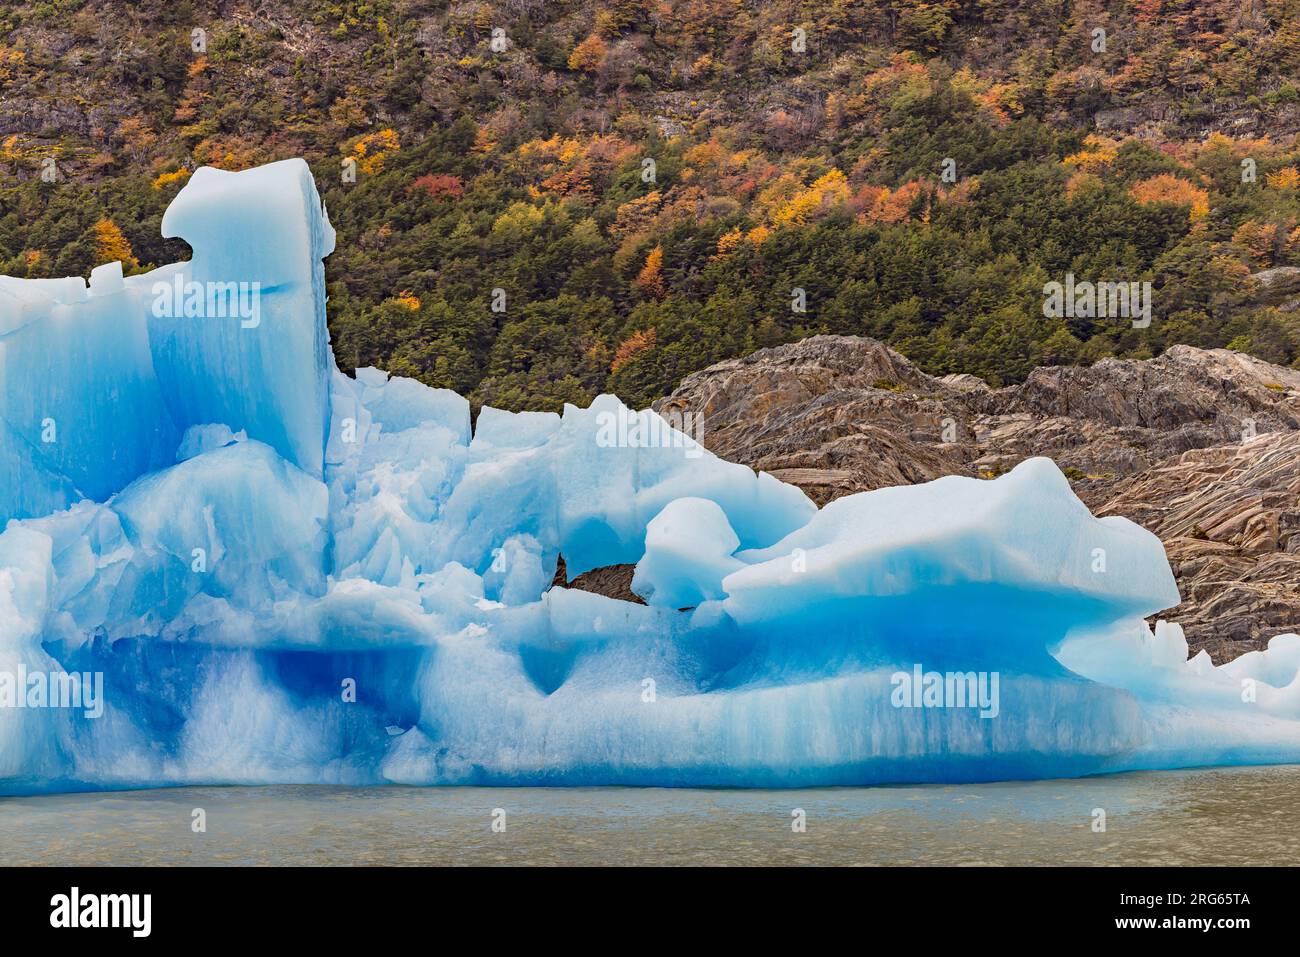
[407,173,464,200]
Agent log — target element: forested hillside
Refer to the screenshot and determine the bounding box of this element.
[2,0,1300,409]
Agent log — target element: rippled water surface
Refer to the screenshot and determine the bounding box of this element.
[3,765,1299,865]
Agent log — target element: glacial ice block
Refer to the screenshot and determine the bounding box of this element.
[0,264,178,524]
[632,497,745,607]
[716,458,1181,673]
[149,158,335,478]
[3,158,1300,793]
[550,395,817,577]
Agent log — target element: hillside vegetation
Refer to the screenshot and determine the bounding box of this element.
[2,0,1300,409]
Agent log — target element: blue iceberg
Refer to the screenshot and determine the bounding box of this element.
[2,159,1299,792]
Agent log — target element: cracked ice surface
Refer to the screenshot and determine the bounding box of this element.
[2,159,1299,792]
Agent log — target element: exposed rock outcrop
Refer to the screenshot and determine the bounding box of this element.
[1250,267,1300,311]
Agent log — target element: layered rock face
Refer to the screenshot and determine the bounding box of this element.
[653,337,1300,662]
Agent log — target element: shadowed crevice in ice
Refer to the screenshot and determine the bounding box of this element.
[2,160,1299,792]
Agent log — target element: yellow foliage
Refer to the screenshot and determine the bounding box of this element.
[0,134,22,163]
[473,126,497,154]
[715,228,744,258]
[92,219,139,270]
[350,129,400,175]
[0,46,26,84]
[1063,134,1120,172]
[517,134,583,165]
[393,290,421,311]
[753,172,803,219]
[152,167,192,190]
[684,139,727,174]
[1266,166,1300,190]
[492,202,546,237]
[770,168,850,227]
[950,67,986,99]
[981,83,1024,120]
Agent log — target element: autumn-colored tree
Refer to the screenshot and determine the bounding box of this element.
[115,117,156,160]
[473,126,497,154]
[350,129,400,175]
[568,34,607,73]
[824,92,844,131]
[5,0,1300,416]
[1232,219,1294,266]
[610,191,662,238]
[1062,134,1119,172]
[858,181,929,225]
[764,109,804,150]
[152,167,191,191]
[1129,174,1210,223]
[1064,170,1101,198]
[634,245,666,299]
[91,218,138,270]
[770,169,850,227]
[714,228,744,259]
[393,290,422,311]
[407,173,464,200]
[897,0,956,54]
[611,327,656,373]
[1266,166,1300,190]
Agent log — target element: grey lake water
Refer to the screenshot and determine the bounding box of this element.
[3,765,1299,866]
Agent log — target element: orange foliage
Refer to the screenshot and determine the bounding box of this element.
[611,191,663,238]
[634,246,667,300]
[568,34,607,73]
[393,291,421,311]
[1232,218,1295,266]
[1129,174,1210,223]
[857,181,928,225]
[611,328,656,373]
